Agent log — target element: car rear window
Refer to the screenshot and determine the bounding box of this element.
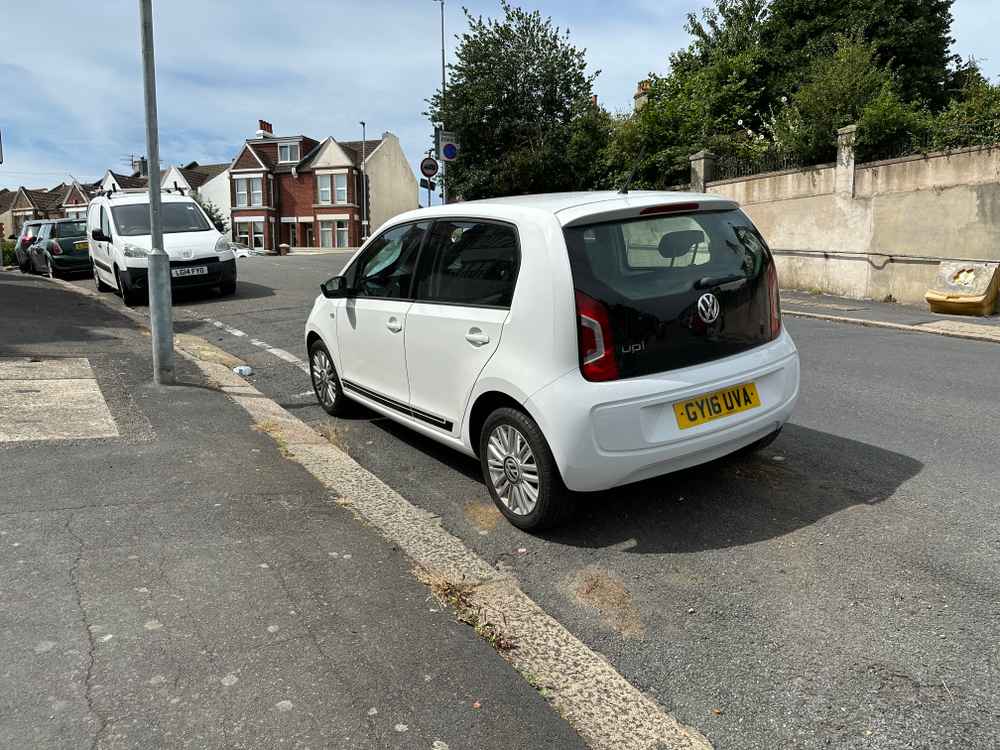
[564,209,776,377]
[52,221,87,239]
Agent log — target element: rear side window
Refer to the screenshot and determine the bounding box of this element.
[348,221,429,298]
[414,220,519,307]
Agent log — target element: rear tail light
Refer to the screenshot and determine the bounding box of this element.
[575,290,619,382]
[49,240,62,256]
[767,260,781,338]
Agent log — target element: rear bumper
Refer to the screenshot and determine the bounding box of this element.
[123,258,236,290]
[51,255,92,272]
[525,329,800,492]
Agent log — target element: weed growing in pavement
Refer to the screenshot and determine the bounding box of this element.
[415,568,517,653]
[254,419,292,457]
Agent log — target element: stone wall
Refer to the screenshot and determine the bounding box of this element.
[699,135,1000,304]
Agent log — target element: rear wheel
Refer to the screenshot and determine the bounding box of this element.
[17,252,31,273]
[480,407,570,532]
[309,339,349,416]
[46,256,57,278]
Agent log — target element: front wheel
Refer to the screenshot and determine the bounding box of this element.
[309,339,349,416]
[116,267,142,306]
[94,264,112,292]
[219,279,237,296]
[480,407,570,532]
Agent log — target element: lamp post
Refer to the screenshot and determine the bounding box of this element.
[432,0,446,204]
[138,0,174,385]
[359,120,367,242]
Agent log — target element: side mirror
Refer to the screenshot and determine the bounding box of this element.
[321,275,350,299]
[91,228,109,242]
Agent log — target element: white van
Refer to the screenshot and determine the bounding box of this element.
[87,192,237,304]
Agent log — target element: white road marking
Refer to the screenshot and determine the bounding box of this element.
[196,316,311,373]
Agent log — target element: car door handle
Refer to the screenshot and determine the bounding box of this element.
[465,328,490,346]
[386,316,403,333]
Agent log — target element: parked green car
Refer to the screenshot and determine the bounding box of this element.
[23,218,90,277]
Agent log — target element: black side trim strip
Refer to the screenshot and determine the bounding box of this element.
[93,257,112,272]
[341,379,454,432]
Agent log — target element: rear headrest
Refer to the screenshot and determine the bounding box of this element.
[658,230,704,259]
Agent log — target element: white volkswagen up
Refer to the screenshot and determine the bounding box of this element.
[305,191,799,530]
[88,191,236,304]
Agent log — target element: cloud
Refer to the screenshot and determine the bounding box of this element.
[0,0,994,193]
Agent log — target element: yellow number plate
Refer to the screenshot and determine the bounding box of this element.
[674,382,761,430]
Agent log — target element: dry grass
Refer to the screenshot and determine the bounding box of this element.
[571,566,645,638]
[314,422,348,453]
[415,568,517,652]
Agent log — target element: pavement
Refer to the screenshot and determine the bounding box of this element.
[17,258,1000,749]
[0,272,586,749]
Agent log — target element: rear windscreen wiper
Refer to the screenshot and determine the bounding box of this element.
[694,274,745,290]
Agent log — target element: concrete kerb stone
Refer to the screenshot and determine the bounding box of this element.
[47,271,716,750]
[783,309,1000,344]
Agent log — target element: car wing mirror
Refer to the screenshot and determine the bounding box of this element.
[90,228,107,242]
[321,275,351,299]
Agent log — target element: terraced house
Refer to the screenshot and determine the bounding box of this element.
[229,120,417,252]
[7,181,94,235]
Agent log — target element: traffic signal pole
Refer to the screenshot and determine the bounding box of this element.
[139,0,175,384]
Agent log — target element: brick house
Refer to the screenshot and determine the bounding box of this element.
[228,120,417,252]
[5,180,99,236]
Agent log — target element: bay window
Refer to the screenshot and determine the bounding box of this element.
[250,177,263,207]
[235,222,250,245]
[251,221,264,249]
[319,220,334,248]
[235,179,248,207]
[334,173,348,204]
[316,174,332,205]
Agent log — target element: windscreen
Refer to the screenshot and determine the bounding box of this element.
[564,209,776,377]
[111,202,211,236]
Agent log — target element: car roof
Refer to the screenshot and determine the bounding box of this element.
[98,192,195,206]
[390,190,738,228]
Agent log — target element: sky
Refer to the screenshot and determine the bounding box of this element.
[1,0,997,196]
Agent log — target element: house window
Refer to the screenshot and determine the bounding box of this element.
[334,174,348,204]
[286,223,297,245]
[250,177,263,207]
[316,175,332,205]
[251,221,264,249]
[319,220,334,248]
[278,143,300,163]
[336,220,349,248]
[235,179,248,207]
[235,222,250,245]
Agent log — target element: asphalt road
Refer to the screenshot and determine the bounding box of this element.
[70,257,1000,749]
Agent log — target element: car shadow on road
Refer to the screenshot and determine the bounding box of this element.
[544,423,923,553]
[365,415,921,553]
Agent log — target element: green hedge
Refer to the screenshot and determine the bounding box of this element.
[1,240,15,268]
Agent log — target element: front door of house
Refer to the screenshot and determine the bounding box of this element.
[303,224,314,248]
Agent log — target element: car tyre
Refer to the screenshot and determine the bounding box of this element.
[17,253,31,273]
[116,266,142,306]
[219,279,237,296]
[309,339,350,416]
[479,407,570,532]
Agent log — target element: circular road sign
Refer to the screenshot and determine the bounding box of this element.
[442,142,459,161]
[420,157,439,178]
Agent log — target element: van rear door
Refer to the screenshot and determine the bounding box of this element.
[563,207,780,380]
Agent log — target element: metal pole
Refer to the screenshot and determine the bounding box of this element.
[439,0,446,204]
[139,0,174,385]
[359,120,367,241]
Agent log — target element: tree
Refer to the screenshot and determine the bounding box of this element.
[193,194,228,233]
[762,0,956,107]
[426,1,608,199]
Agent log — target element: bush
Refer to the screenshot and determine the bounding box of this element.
[2,240,15,267]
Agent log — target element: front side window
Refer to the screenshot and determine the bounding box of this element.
[278,143,300,163]
[335,220,349,248]
[100,208,111,238]
[334,173,348,204]
[235,178,248,207]
[348,222,429,299]
[316,175,332,205]
[111,202,212,236]
[250,177,263,207]
[413,220,519,307]
[319,220,333,248]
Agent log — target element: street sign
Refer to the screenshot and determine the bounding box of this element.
[439,131,460,162]
[419,178,436,191]
[420,157,439,178]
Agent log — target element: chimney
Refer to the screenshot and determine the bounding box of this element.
[136,156,149,177]
[256,119,273,137]
[590,94,598,107]
[634,79,651,111]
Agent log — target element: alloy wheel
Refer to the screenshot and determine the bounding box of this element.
[486,424,540,516]
[310,349,337,408]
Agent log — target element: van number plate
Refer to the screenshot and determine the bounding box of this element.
[674,382,761,430]
[171,266,207,278]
